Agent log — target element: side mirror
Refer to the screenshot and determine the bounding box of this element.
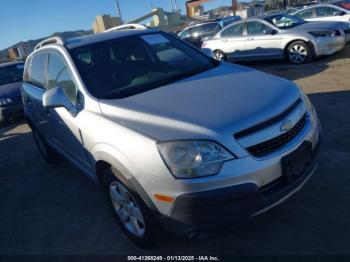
[270,29,278,35]
[43,86,78,116]
[201,48,215,58]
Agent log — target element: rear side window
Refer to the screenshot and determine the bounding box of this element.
[221,23,244,37]
[47,53,78,105]
[201,23,220,34]
[295,9,314,19]
[29,52,47,89]
[316,7,339,17]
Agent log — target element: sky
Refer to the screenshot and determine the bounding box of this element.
[0,0,233,50]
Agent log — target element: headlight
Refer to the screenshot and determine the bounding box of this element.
[157,140,234,179]
[0,98,13,107]
[309,30,337,37]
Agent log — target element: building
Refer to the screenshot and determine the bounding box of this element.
[8,42,35,61]
[235,6,265,19]
[92,15,122,33]
[128,8,184,32]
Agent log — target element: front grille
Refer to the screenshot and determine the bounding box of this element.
[246,114,307,157]
[235,98,302,139]
[344,29,350,34]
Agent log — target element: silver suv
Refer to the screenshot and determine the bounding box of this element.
[22,30,321,248]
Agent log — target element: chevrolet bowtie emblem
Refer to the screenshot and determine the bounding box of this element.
[280,119,294,132]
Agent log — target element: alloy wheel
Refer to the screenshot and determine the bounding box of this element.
[288,44,308,64]
[109,181,145,238]
[214,51,225,61]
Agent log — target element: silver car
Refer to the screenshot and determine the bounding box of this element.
[22,30,321,248]
[202,14,346,64]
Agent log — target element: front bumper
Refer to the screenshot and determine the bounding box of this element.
[159,140,320,237]
[0,103,24,122]
[314,35,345,56]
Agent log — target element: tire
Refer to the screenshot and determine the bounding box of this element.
[213,50,227,61]
[32,128,61,164]
[100,167,161,248]
[286,41,313,64]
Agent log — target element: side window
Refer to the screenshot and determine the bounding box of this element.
[202,23,220,34]
[221,23,244,37]
[179,28,191,38]
[246,21,273,35]
[23,57,31,82]
[30,52,47,89]
[47,53,78,105]
[316,7,339,17]
[295,9,314,19]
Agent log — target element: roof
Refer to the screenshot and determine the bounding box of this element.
[0,61,24,68]
[65,29,159,49]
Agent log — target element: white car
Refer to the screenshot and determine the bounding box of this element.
[292,4,350,23]
[292,4,350,41]
[202,14,346,64]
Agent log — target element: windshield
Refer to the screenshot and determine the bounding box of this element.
[0,64,24,85]
[70,32,218,99]
[265,14,306,29]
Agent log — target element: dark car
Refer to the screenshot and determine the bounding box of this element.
[0,61,25,124]
[178,16,241,48]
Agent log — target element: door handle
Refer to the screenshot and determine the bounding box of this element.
[223,39,228,42]
[247,37,254,41]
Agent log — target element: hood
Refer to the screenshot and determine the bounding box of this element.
[291,21,350,31]
[0,81,22,99]
[99,63,300,141]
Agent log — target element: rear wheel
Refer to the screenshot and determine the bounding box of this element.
[32,128,61,164]
[286,41,312,64]
[214,50,227,61]
[101,168,161,248]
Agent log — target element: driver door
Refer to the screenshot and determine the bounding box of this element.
[245,21,284,58]
[45,51,91,172]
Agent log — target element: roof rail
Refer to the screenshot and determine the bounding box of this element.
[104,23,148,33]
[34,37,65,51]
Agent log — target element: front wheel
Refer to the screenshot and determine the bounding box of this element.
[101,168,161,248]
[214,50,227,61]
[286,41,313,64]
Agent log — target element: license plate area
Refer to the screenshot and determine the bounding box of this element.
[282,141,313,182]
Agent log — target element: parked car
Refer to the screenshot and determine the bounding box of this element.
[292,4,350,22]
[0,61,25,125]
[178,16,241,48]
[331,0,350,10]
[22,30,321,248]
[201,14,346,64]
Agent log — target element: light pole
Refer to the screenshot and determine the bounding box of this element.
[115,0,123,21]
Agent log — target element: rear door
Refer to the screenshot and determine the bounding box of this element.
[22,52,51,137]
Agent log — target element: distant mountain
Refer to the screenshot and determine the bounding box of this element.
[0,29,93,57]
